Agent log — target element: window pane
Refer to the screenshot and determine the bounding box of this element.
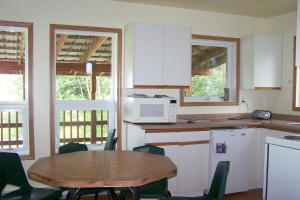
[96,75,111,100]
[186,45,228,99]
[0,74,24,101]
[0,24,32,155]
[189,63,226,98]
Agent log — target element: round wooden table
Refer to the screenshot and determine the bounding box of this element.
[27,151,177,200]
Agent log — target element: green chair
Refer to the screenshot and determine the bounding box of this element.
[58,129,117,200]
[119,145,171,199]
[58,142,88,154]
[159,161,230,200]
[0,152,62,200]
[58,142,103,200]
[104,129,116,150]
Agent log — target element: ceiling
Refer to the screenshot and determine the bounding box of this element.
[0,31,112,76]
[113,0,297,18]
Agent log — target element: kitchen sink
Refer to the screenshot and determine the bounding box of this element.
[176,119,210,124]
[284,135,300,140]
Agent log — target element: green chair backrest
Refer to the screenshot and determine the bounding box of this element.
[133,145,165,156]
[0,152,32,193]
[133,145,168,195]
[58,142,88,154]
[208,161,230,200]
[104,129,116,151]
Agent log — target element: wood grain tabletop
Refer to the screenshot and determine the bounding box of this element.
[27,151,177,188]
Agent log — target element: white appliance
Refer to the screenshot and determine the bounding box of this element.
[209,128,250,194]
[124,95,177,123]
[264,136,300,200]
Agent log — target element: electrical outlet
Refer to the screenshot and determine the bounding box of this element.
[241,98,245,103]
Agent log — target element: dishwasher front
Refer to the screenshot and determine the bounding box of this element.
[209,128,250,194]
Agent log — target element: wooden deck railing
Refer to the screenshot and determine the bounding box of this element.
[0,109,109,149]
[0,111,23,149]
[59,109,109,145]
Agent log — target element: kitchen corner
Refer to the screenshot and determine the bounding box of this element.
[124,113,300,197]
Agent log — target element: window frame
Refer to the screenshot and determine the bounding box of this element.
[180,34,240,106]
[0,20,34,160]
[50,24,122,155]
[292,36,299,111]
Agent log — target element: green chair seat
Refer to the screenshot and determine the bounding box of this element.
[119,145,171,199]
[0,152,62,200]
[160,161,230,200]
[1,187,62,200]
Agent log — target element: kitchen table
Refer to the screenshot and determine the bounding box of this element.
[27,151,177,200]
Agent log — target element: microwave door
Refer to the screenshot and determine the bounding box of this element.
[139,101,169,123]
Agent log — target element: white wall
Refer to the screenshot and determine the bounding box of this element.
[264,12,298,114]
[0,0,293,178]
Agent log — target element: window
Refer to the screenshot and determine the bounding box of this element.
[180,35,240,106]
[0,21,34,159]
[50,25,122,154]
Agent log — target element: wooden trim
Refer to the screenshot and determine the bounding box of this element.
[180,34,240,107]
[50,25,56,155]
[49,24,123,154]
[247,124,262,128]
[145,127,210,133]
[262,125,300,134]
[255,87,281,90]
[0,20,35,160]
[292,36,299,111]
[146,140,209,146]
[116,29,123,151]
[192,34,240,42]
[134,85,189,89]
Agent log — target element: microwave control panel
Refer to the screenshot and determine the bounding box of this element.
[169,100,177,121]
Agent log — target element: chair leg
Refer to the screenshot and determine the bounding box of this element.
[119,193,126,200]
[94,192,99,200]
[166,190,171,197]
[77,195,81,200]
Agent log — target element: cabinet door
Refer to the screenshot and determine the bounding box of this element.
[162,145,179,195]
[254,34,282,88]
[163,25,191,86]
[133,22,163,85]
[247,128,261,189]
[177,143,209,196]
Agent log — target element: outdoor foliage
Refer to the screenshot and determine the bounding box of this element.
[56,75,111,100]
[190,64,226,97]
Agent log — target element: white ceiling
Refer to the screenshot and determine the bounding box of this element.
[113,0,297,18]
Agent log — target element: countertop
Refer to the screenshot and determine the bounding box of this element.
[129,119,300,133]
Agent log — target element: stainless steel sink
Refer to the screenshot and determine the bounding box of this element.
[284,135,300,140]
[176,119,210,124]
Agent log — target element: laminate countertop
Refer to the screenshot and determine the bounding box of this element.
[129,119,300,133]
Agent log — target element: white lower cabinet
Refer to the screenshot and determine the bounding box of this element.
[177,143,209,196]
[126,123,298,197]
[246,128,261,189]
[144,130,210,196]
[163,145,179,194]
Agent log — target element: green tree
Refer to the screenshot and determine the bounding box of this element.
[191,64,226,97]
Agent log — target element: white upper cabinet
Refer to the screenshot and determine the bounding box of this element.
[241,34,282,90]
[124,22,191,88]
[163,25,191,86]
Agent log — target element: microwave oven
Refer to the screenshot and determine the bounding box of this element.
[124,96,177,123]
